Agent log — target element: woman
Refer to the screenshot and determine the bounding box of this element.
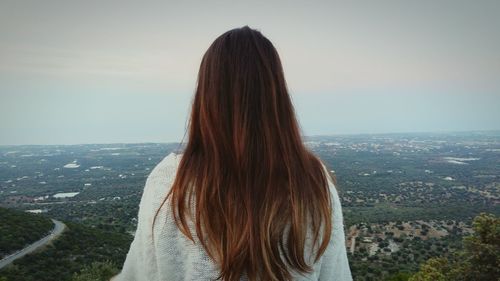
[112,26,352,281]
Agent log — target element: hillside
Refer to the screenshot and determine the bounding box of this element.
[0,207,53,259]
[0,220,132,281]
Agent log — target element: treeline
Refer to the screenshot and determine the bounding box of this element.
[349,212,499,281]
[0,221,132,281]
[0,207,53,258]
[45,200,139,234]
[350,229,463,280]
[381,212,499,281]
[407,212,499,281]
[344,202,499,228]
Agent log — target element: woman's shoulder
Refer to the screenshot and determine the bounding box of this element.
[318,161,340,204]
[146,151,182,190]
[144,152,182,189]
[149,152,182,177]
[138,152,183,218]
[317,159,345,234]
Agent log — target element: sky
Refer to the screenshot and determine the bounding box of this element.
[0,0,499,145]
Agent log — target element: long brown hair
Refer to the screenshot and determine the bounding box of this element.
[154,26,334,281]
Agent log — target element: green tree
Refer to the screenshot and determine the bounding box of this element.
[386,271,412,281]
[409,213,500,281]
[459,212,500,280]
[409,257,450,281]
[71,261,119,281]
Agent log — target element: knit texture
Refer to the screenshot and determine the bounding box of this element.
[113,152,353,281]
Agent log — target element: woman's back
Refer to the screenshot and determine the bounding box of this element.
[114,152,352,281]
[114,25,352,280]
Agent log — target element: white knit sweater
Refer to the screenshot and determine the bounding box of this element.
[113,152,353,281]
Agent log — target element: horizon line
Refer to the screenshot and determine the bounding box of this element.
[1,129,499,147]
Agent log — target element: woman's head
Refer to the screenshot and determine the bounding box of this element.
[191,25,300,168]
[156,26,334,281]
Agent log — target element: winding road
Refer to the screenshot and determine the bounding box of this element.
[0,219,66,269]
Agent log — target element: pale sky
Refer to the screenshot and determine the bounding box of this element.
[0,0,499,145]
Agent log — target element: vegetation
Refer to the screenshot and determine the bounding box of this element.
[0,207,53,258]
[409,213,499,281]
[0,222,132,281]
[0,134,498,280]
[71,261,119,281]
[348,220,466,280]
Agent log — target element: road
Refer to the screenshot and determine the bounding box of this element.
[0,219,66,269]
